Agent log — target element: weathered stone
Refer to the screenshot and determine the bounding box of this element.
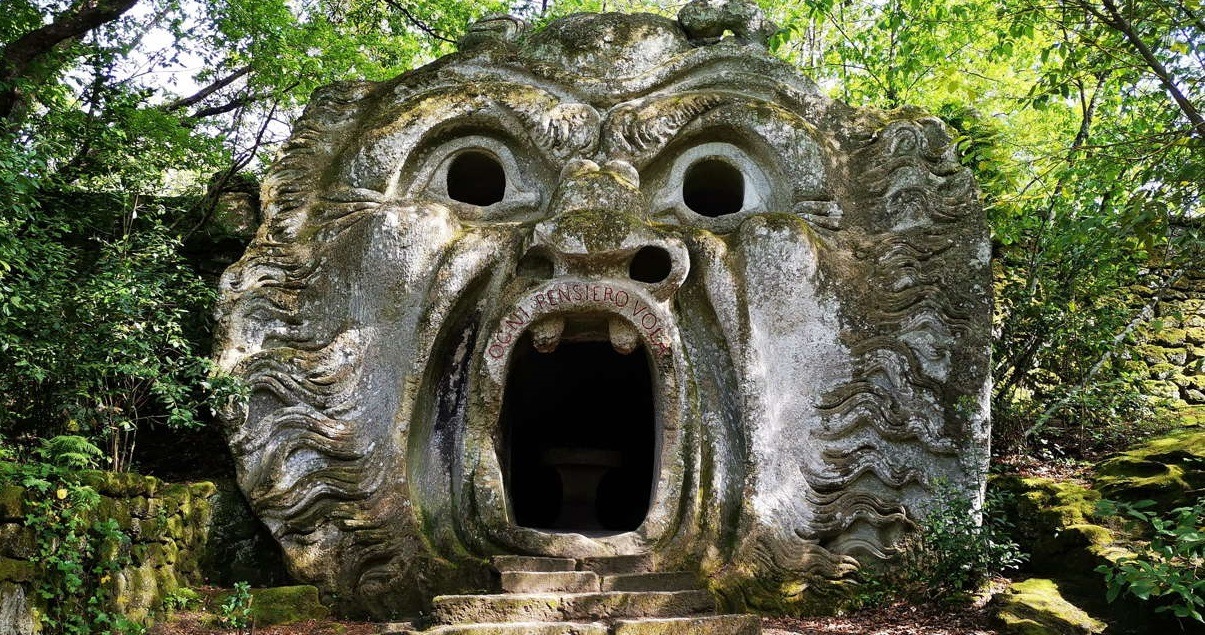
[493,556,576,573]
[612,614,761,634]
[395,622,609,635]
[241,585,331,625]
[0,486,25,520]
[0,524,35,560]
[0,557,35,583]
[992,578,1105,635]
[214,1,992,616]
[499,571,600,594]
[432,590,715,624]
[600,572,699,592]
[0,582,36,635]
[577,555,652,575]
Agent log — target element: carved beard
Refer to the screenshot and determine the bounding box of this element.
[214,13,991,617]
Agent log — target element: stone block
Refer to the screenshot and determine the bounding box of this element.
[612,614,761,635]
[577,555,653,575]
[0,486,25,520]
[492,556,575,573]
[0,524,35,559]
[432,590,715,625]
[992,578,1105,635]
[0,582,36,635]
[0,557,35,583]
[499,571,600,594]
[393,622,608,635]
[601,572,700,592]
[211,585,330,626]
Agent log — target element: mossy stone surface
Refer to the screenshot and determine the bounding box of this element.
[0,557,35,583]
[213,585,330,625]
[993,578,1106,635]
[1093,427,1205,509]
[0,486,26,520]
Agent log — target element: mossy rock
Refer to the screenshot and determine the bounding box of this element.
[1154,327,1188,346]
[213,585,330,626]
[1093,427,1205,510]
[0,486,26,520]
[993,578,1106,635]
[78,470,160,497]
[0,557,36,583]
[0,524,35,560]
[1187,327,1205,345]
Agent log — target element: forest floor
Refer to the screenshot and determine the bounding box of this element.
[149,597,1001,635]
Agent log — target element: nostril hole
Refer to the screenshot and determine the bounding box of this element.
[517,249,554,279]
[629,246,673,284]
[683,158,744,217]
[447,151,506,206]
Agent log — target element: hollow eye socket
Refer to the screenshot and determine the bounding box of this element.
[447,150,506,206]
[682,158,745,217]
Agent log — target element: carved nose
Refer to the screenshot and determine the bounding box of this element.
[525,159,688,299]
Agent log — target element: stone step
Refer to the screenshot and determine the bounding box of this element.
[601,572,699,592]
[499,571,600,594]
[492,555,577,573]
[612,615,761,635]
[390,622,609,635]
[432,590,716,625]
[577,555,653,575]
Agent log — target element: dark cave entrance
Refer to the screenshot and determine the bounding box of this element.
[501,336,656,533]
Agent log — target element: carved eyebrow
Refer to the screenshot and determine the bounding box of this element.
[397,81,601,160]
[604,92,737,157]
[343,83,600,194]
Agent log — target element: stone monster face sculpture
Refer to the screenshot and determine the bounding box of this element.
[215,4,991,617]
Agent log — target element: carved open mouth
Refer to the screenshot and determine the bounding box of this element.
[499,315,657,534]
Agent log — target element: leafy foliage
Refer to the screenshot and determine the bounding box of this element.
[858,481,1027,604]
[0,436,141,635]
[1096,498,1205,624]
[218,581,254,633]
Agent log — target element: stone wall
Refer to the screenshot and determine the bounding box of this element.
[0,471,215,632]
[1129,269,1205,405]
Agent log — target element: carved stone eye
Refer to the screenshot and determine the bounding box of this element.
[447,150,506,206]
[682,158,744,217]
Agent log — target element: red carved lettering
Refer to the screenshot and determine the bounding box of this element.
[488,344,505,359]
[614,290,629,308]
[641,313,658,330]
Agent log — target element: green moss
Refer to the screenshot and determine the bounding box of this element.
[993,578,1106,635]
[1154,327,1188,346]
[0,557,36,583]
[0,486,26,520]
[213,585,330,626]
[188,481,217,499]
[1186,327,1205,345]
[1093,428,1205,509]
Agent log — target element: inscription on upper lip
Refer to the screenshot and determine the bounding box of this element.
[486,281,673,359]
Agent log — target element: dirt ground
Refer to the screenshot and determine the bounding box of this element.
[148,599,999,635]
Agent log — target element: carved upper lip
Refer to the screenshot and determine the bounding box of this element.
[483,279,675,366]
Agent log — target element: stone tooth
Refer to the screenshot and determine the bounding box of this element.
[530,317,565,353]
[609,318,640,355]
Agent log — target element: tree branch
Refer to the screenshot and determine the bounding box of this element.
[164,65,252,113]
[382,0,456,43]
[1091,0,1205,140]
[0,0,141,123]
[186,91,273,121]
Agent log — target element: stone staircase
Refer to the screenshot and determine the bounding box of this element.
[385,555,760,635]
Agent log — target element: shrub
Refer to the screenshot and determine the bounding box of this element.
[1096,498,1205,624]
[860,480,1027,604]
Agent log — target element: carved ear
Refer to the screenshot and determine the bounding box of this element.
[678,0,778,47]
